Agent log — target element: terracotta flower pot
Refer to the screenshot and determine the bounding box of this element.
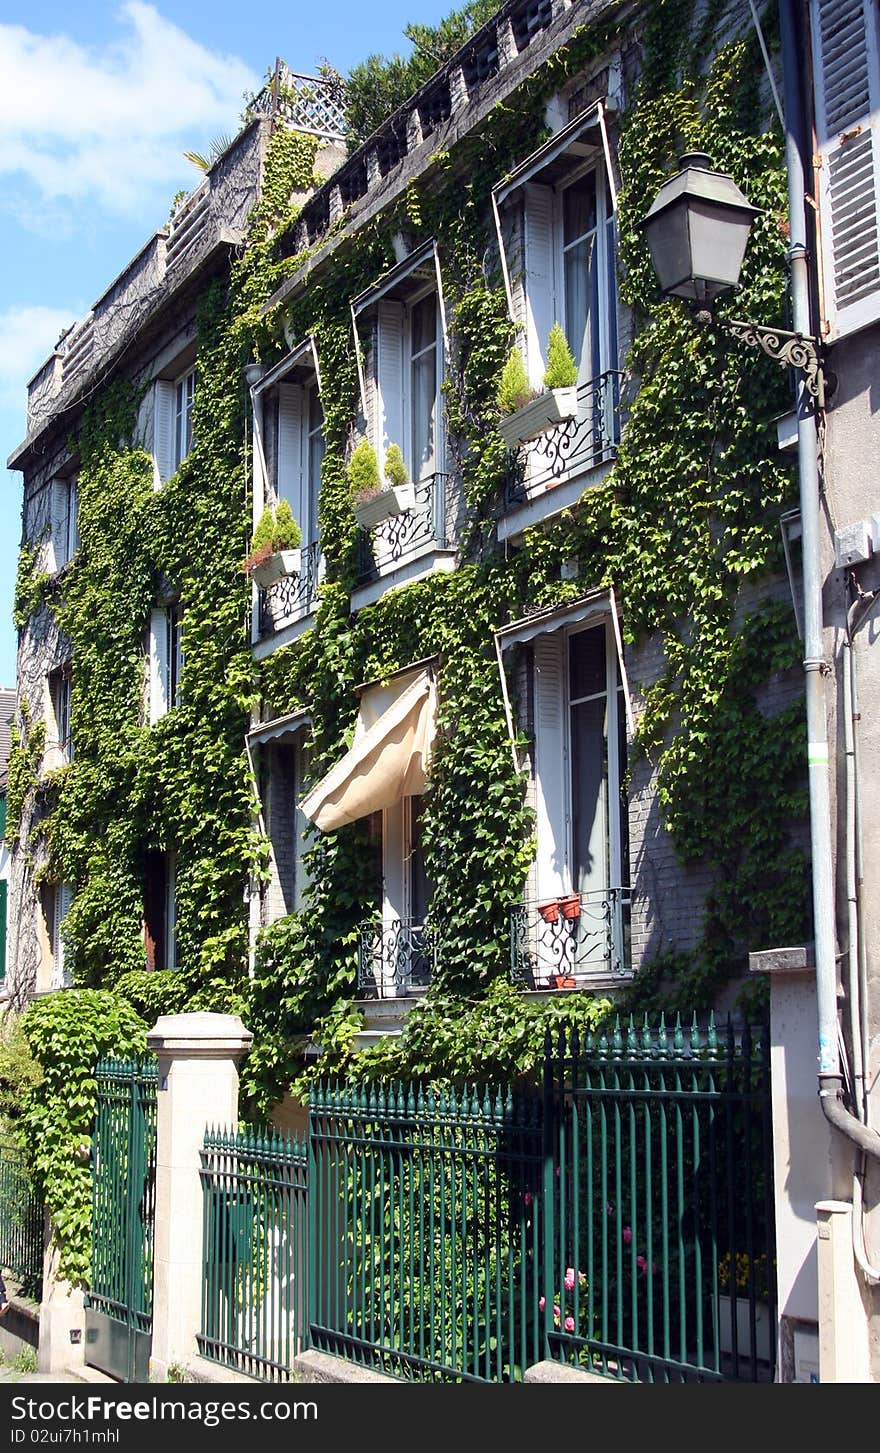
[559,894,581,920]
[553,974,577,989]
[537,900,560,924]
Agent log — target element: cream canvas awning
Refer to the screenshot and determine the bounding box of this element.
[300,667,438,831]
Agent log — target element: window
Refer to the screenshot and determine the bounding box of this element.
[148,604,183,723]
[352,241,446,483]
[496,596,631,980]
[299,662,438,996]
[254,725,313,922]
[251,340,325,621]
[41,882,73,989]
[46,665,73,766]
[143,850,176,971]
[154,364,196,484]
[494,105,619,389]
[48,475,79,573]
[174,368,195,469]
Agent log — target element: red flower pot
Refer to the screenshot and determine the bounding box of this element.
[559,894,581,921]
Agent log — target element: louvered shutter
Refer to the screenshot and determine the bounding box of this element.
[534,633,568,899]
[277,382,305,524]
[68,477,79,559]
[523,182,556,389]
[49,479,66,572]
[149,609,169,724]
[57,884,73,987]
[812,0,880,338]
[153,380,175,484]
[377,300,405,471]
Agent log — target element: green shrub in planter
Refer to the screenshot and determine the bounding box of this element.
[543,322,578,389]
[348,438,382,505]
[384,442,409,486]
[497,347,534,415]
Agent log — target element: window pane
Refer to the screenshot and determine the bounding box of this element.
[569,625,606,700]
[570,695,609,897]
[411,348,437,479]
[307,384,324,545]
[410,294,436,356]
[563,173,597,247]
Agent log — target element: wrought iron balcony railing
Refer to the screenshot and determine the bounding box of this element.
[258,539,322,638]
[510,887,631,990]
[358,918,434,999]
[357,472,452,585]
[503,369,622,512]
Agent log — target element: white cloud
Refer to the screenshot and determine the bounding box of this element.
[0,3,260,215]
[0,304,81,408]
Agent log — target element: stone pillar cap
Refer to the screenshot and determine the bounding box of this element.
[146,1011,253,1057]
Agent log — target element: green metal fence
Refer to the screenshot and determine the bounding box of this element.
[195,1015,774,1385]
[198,1127,308,1382]
[307,1082,544,1382]
[542,1015,776,1383]
[85,1058,158,1382]
[0,1140,43,1298]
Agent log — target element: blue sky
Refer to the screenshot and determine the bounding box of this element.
[0,0,457,686]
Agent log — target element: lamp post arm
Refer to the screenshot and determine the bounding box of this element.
[722,318,824,404]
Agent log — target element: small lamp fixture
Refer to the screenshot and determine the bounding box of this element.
[640,152,824,403]
[640,152,762,303]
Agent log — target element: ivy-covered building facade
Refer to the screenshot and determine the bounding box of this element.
[5,0,880,1381]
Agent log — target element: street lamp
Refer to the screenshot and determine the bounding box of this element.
[640,152,823,402]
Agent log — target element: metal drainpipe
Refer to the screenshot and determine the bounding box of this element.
[778,0,880,1160]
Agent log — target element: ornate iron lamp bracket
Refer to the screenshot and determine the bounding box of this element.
[695,308,825,406]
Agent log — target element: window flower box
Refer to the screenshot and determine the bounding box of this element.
[499,387,578,448]
[354,483,416,531]
[247,548,301,588]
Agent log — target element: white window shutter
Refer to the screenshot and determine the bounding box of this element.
[534,634,568,899]
[49,479,66,573]
[276,382,305,522]
[153,380,175,485]
[508,199,528,337]
[377,300,405,471]
[149,608,169,724]
[68,477,80,559]
[523,182,556,389]
[812,0,880,338]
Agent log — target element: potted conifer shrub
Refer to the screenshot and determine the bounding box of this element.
[242,500,302,587]
[350,440,415,529]
[498,324,579,447]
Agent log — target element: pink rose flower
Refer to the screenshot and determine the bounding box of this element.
[538,1296,545,1311]
[564,1315,575,1332]
[622,1226,633,1245]
[564,1267,575,1291]
[637,1254,648,1275]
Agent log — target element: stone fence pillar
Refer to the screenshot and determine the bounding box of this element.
[146,1012,252,1381]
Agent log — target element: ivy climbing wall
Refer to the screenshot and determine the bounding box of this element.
[4,0,812,1275]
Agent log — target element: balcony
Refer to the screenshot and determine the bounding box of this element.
[357,918,433,999]
[258,539,322,640]
[510,887,631,990]
[352,472,456,610]
[498,370,622,542]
